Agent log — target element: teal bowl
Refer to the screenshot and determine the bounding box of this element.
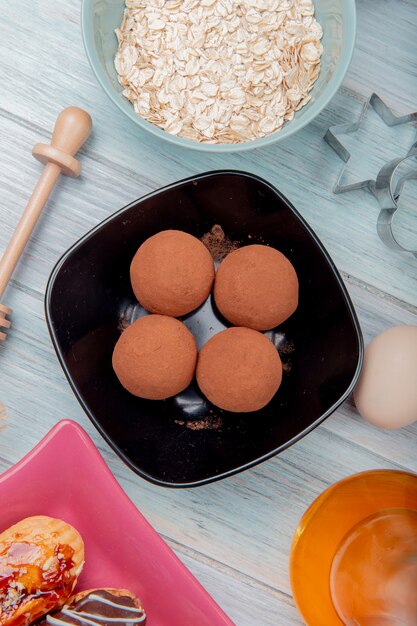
[81,0,356,152]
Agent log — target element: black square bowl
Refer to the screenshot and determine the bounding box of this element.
[45,171,363,487]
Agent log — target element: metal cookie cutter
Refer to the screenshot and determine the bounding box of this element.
[324,93,417,194]
[375,148,417,258]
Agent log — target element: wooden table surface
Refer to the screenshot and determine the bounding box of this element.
[1,1,417,624]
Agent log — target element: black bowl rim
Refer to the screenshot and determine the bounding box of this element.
[45,170,364,488]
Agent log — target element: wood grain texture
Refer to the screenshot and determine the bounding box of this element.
[1,1,417,624]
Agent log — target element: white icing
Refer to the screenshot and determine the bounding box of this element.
[45,593,146,626]
[62,610,146,624]
[88,595,144,614]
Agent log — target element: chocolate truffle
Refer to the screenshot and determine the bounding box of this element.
[112,315,197,400]
[130,230,215,317]
[196,327,282,412]
[214,244,298,331]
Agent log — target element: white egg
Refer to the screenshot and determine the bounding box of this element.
[354,325,417,429]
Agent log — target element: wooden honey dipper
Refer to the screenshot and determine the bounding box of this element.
[0,107,92,341]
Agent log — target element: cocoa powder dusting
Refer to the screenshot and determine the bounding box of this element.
[175,415,223,431]
[201,225,239,262]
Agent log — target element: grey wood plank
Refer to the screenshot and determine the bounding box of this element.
[1,1,417,625]
[345,0,417,113]
[1,2,417,307]
[178,550,301,626]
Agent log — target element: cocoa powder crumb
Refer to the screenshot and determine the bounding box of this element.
[201,225,239,262]
[175,415,223,431]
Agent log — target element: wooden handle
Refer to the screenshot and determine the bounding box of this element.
[0,107,92,300]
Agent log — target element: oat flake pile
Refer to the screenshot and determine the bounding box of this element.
[115,0,323,144]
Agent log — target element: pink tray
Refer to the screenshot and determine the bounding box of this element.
[0,419,235,626]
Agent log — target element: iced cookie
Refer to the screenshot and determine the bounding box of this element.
[39,588,146,625]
